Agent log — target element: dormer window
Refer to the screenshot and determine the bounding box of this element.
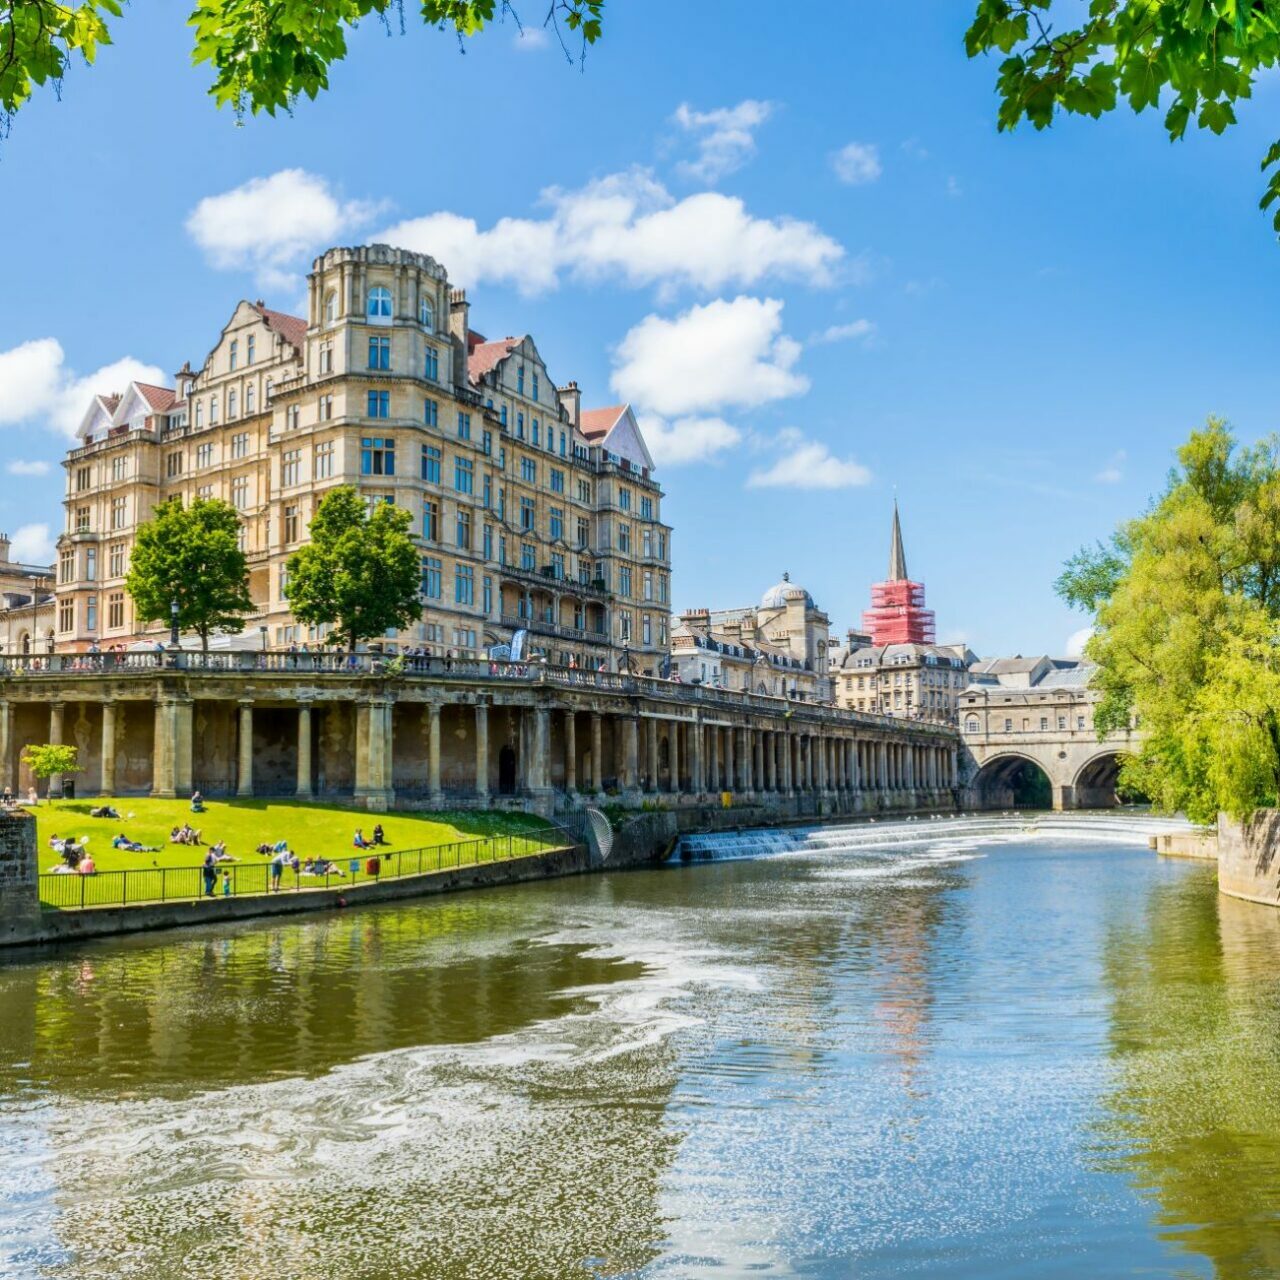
[367,286,392,323]
[419,295,434,329]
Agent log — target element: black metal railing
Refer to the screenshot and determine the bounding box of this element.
[39,831,564,911]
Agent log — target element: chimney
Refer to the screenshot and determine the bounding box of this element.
[0,533,9,564]
[558,381,581,428]
[449,289,470,347]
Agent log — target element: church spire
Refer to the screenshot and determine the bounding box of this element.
[888,499,908,581]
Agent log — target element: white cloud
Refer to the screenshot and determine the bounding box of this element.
[514,25,549,50]
[946,175,963,198]
[611,296,807,418]
[812,318,876,345]
[1094,450,1126,484]
[1066,626,1094,658]
[10,523,54,565]
[746,428,871,490]
[831,142,882,186]
[381,168,844,297]
[186,169,379,291]
[6,459,50,476]
[636,413,742,466]
[672,99,774,182]
[0,338,166,438]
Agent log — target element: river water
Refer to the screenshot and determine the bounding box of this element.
[2,813,1279,1279]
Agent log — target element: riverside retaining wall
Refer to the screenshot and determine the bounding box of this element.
[1150,829,1219,860]
[1217,810,1280,905]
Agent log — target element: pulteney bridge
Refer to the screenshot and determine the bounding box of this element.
[956,671,1140,810]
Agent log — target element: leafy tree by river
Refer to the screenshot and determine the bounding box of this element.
[1058,420,1280,824]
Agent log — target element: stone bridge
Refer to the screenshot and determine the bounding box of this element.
[962,680,1141,808]
[0,650,962,817]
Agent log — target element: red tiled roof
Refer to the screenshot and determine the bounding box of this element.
[101,394,121,414]
[252,304,307,351]
[579,405,625,440]
[467,336,520,385]
[467,329,487,353]
[135,382,176,413]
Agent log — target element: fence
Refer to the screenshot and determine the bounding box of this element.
[39,831,565,910]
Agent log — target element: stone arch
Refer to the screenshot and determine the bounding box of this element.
[1072,749,1135,809]
[972,751,1054,810]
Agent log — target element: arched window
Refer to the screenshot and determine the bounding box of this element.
[245,383,255,413]
[419,295,434,329]
[324,291,337,324]
[367,286,392,322]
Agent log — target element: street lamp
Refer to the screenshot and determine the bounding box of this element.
[169,598,180,648]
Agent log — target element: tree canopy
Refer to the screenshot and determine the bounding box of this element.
[1058,419,1280,824]
[21,744,80,783]
[1,1,603,133]
[125,497,254,652]
[284,486,421,652]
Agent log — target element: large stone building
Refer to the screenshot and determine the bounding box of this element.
[671,574,832,700]
[0,535,54,657]
[53,244,672,672]
[830,636,973,724]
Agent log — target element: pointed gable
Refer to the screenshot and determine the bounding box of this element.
[75,394,118,442]
[580,403,656,472]
[468,336,521,385]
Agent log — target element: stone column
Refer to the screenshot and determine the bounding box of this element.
[689,720,702,796]
[668,721,680,794]
[173,700,193,798]
[621,716,640,795]
[523,706,551,794]
[707,726,719,792]
[591,712,604,793]
[475,703,490,799]
[877,741,887,790]
[906,744,915,791]
[949,746,958,789]
[237,702,254,797]
[296,703,314,799]
[150,700,172,799]
[765,732,777,792]
[753,731,764,794]
[564,710,577,794]
[788,733,799,793]
[48,702,65,798]
[0,700,12,795]
[724,726,736,792]
[850,738,860,792]
[646,718,659,793]
[427,703,443,804]
[354,700,393,811]
[100,701,117,795]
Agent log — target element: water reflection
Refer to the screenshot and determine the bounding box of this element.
[5,817,1275,1279]
[1095,866,1280,1280]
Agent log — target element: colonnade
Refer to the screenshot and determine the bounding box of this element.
[0,690,960,814]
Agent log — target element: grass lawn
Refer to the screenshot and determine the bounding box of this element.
[33,797,550,876]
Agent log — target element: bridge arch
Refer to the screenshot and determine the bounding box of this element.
[971,752,1054,810]
[1072,749,1140,809]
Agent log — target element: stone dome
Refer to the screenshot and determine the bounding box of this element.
[760,572,813,610]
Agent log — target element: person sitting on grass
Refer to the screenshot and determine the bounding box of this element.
[190,791,205,814]
[209,841,235,862]
[77,853,96,875]
[112,833,155,853]
[371,823,388,847]
[353,828,372,850]
[313,857,343,877]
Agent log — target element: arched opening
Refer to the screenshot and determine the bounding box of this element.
[973,754,1053,810]
[1074,752,1145,809]
[498,745,517,795]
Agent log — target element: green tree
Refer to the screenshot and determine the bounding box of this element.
[1,1,603,133]
[285,485,421,653]
[125,497,254,653]
[1058,418,1280,824]
[21,744,80,799]
[965,0,1280,232]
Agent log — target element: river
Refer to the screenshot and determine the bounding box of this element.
[2,813,1278,1279]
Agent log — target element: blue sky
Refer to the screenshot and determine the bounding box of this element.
[4,1,1280,657]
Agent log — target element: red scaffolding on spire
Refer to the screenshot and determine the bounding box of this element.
[860,500,936,644]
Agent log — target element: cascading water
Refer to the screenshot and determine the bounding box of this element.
[674,811,1197,864]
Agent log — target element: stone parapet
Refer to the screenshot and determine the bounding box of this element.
[0,808,38,941]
